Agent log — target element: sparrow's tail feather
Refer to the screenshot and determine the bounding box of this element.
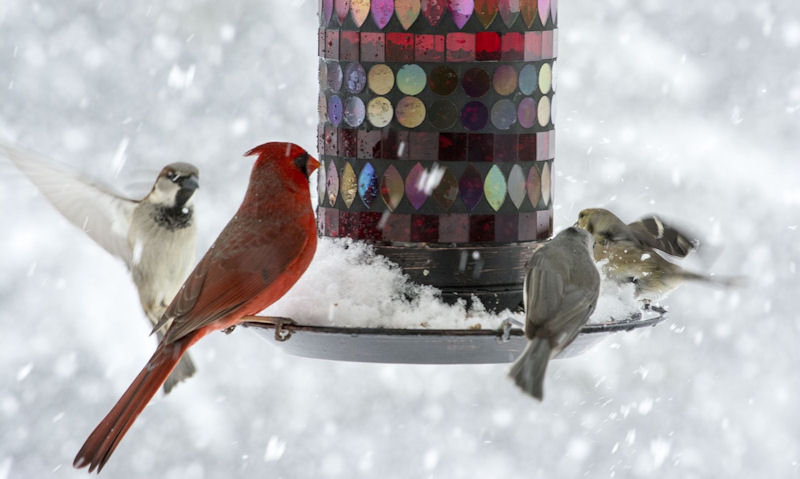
[681,270,747,289]
[74,337,193,473]
[163,353,197,394]
[508,338,551,400]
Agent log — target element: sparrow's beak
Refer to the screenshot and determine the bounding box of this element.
[178,174,199,191]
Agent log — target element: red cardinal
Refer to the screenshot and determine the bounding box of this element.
[73,142,320,473]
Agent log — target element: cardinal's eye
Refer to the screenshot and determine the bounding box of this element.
[293,153,310,177]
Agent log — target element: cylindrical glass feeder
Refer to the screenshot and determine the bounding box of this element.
[316,0,557,311]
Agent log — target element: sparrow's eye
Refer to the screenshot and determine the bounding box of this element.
[166,171,179,182]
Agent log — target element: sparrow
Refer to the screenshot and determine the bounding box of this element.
[2,143,199,392]
[73,142,320,473]
[576,207,734,302]
[509,226,600,400]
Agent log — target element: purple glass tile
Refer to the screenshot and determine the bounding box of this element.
[386,32,414,62]
[328,95,343,125]
[469,215,494,242]
[415,34,445,62]
[324,124,339,155]
[343,62,367,94]
[326,160,340,206]
[536,209,552,239]
[381,213,411,241]
[323,0,334,25]
[538,0,550,25]
[536,131,549,161]
[340,30,360,61]
[439,133,467,162]
[475,32,501,61]
[518,97,537,128]
[327,62,343,92]
[460,101,489,131]
[409,132,439,160]
[495,214,518,242]
[542,29,554,59]
[524,31,542,61]
[518,133,537,161]
[448,0,474,29]
[491,99,517,130]
[325,30,340,58]
[459,164,483,211]
[358,162,379,207]
[335,0,350,24]
[438,214,469,242]
[343,96,365,127]
[493,133,517,162]
[421,0,447,26]
[339,128,358,157]
[360,32,385,62]
[468,134,493,162]
[498,0,520,28]
[462,67,491,97]
[405,162,429,209]
[411,214,439,242]
[518,212,537,241]
[371,0,394,29]
[358,129,382,159]
[446,32,475,62]
[501,32,524,61]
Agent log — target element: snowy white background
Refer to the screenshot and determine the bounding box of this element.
[2,0,799,477]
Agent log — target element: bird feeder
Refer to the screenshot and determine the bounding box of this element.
[247,0,667,362]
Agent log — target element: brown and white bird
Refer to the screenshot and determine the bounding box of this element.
[576,208,733,302]
[509,227,601,400]
[2,143,199,392]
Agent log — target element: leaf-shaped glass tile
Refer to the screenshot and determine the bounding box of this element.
[340,162,358,208]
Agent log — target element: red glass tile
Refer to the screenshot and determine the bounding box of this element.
[469,215,494,242]
[360,32,385,62]
[421,0,447,27]
[439,133,467,162]
[409,132,439,160]
[325,30,340,59]
[467,133,493,162]
[415,34,445,62]
[386,32,415,62]
[536,131,549,160]
[524,31,542,61]
[536,209,552,239]
[459,164,483,210]
[501,32,524,61]
[322,208,341,237]
[411,214,439,242]
[475,32,500,61]
[446,33,475,62]
[358,129,382,159]
[381,213,411,241]
[495,214,518,242]
[338,211,356,237]
[339,128,357,157]
[438,214,469,242]
[518,212,537,240]
[356,212,384,240]
[494,134,517,162]
[518,133,537,161]
[324,124,339,155]
[542,29,554,59]
[380,129,410,159]
[340,31,360,61]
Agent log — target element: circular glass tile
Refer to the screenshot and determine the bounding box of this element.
[318,92,327,123]
[367,97,394,127]
[491,99,517,130]
[493,65,518,96]
[518,64,538,95]
[395,96,426,128]
[343,96,366,127]
[539,62,552,94]
[396,64,427,95]
[327,62,343,92]
[368,64,394,95]
[428,99,458,129]
[428,65,459,95]
[517,97,537,129]
[462,67,491,97]
[343,62,367,94]
[328,95,343,126]
[461,101,489,131]
[319,60,328,89]
[537,95,551,127]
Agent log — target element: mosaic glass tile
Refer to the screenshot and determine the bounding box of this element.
[340,31,360,61]
[537,95,550,127]
[440,132,467,161]
[367,96,393,127]
[340,128,358,157]
[344,62,366,94]
[351,0,371,27]
[518,212,537,241]
[526,163,540,207]
[368,64,394,95]
[468,133,493,162]
[446,33,476,62]
[517,97,536,128]
[521,0,537,27]
[538,61,552,93]
[459,164,483,210]
[317,157,327,202]
[343,96,365,127]
[405,162,429,209]
[395,96,426,128]
[518,133,536,160]
[495,214,518,242]
[396,64,427,95]
[536,209,551,240]
[536,131,549,160]
[518,63,538,95]
[358,162,379,207]
[491,99,516,130]
[386,32,414,62]
[380,165,405,211]
[323,207,341,237]
[411,214,439,242]
[493,65,517,96]
[324,124,337,155]
[421,0,447,27]
[335,0,350,24]
[438,214,469,242]
[498,0,521,28]
[357,212,384,240]
[448,0,474,29]
[410,132,439,160]
[429,66,459,95]
[541,29,554,59]
[507,164,526,208]
[538,0,549,25]
[474,0,498,28]
[381,213,411,241]
[327,62,343,92]
[475,32,501,61]
[360,32,385,62]
[551,0,557,23]
[524,31,542,61]
[484,165,507,211]
[462,67,491,97]
[432,167,458,209]
[328,95,343,125]
[340,162,358,207]
[371,0,394,29]
[461,101,489,130]
[415,34,445,62]
[501,32,524,61]
[381,129,409,159]
[326,160,340,206]
[325,30,340,58]
[358,129,382,158]
[429,99,459,129]
[395,0,421,29]
[541,161,551,206]
[323,0,334,26]
[318,92,327,123]
[470,215,494,242]
[493,133,517,162]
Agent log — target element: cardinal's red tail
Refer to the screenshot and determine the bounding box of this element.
[74,336,194,473]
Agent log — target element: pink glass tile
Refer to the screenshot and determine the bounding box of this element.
[438,214,469,242]
[551,0,557,24]
[415,34,445,62]
[501,32,524,61]
[335,0,350,24]
[360,32,385,62]
[324,124,339,155]
[358,129,382,158]
[538,0,549,25]
[386,32,415,62]
[371,0,395,29]
[536,131,549,160]
[326,161,340,206]
[475,32,500,61]
[548,129,556,159]
[523,31,542,61]
[325,30,340,59]
[323,0,334,25]
[405,162,429,209]
[518,212,537,241]
[318,28,325,57]
[381,213,411,241]
[340,31,360,61]
[409,132,439,160]
[446,32,475,62]
[495,214,518,242]
[541,29,554,59]
[448,0,474,29]
[536,208,552,239]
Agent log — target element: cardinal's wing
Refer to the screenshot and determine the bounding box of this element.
[158,215,312,342]
[2,143,136,266]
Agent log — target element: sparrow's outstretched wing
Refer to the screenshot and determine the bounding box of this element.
[2,143,136,266]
